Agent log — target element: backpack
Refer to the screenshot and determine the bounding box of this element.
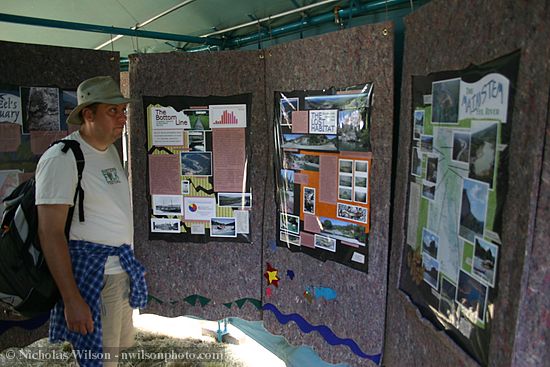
[0,140,85,318]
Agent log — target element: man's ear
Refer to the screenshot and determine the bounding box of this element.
[81,107,94,123]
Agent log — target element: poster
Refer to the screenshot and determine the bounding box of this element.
[274,84,373,272]
[1,84,76,207]
[399,52,519,366]
[144,94,252,243]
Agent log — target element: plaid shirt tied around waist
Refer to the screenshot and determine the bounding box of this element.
[49,240,148,367]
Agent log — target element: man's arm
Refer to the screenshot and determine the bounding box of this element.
[37,204,94,335]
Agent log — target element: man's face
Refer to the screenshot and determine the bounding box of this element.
[84,103,128,144]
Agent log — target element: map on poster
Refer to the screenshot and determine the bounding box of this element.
[274,84,373,272]
[400,53,519,366]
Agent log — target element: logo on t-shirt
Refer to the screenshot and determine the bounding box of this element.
[101,168,121,184]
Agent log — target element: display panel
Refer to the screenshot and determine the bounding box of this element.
[144,94,252,243]
[399,52,519,366]
[273,85,373,272]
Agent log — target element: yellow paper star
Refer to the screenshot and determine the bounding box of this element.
[267,270,279,283]
[264,263,280,287]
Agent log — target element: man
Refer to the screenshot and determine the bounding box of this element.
[36,76,147,366]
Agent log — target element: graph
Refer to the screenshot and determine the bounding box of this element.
[209,104,247,128]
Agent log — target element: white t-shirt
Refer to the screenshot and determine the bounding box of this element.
[35,131,133,274]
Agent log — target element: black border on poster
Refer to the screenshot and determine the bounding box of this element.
[398,51,520,366]
[144,94,252,243]
[273,87,372,273]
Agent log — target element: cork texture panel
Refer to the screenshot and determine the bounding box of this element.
[387,1,550,367]
[511,88,550,365]
[262,22,394,367]
[128,51,267,321]
[0,41,119,350]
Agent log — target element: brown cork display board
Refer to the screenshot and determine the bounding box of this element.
[262,22,394,367]
[386,1,550,367]
[128,21,393,366]
[0,40,119,351]
[128,51,266,321]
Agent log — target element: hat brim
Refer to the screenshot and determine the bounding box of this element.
[67,96,135,125]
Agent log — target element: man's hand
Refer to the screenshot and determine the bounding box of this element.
[38,204,94,335]
[64,295,94,335]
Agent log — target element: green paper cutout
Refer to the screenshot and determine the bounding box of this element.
[223,303,233,309]
[235,299,247,309]
[197,296,211,307]
[184,295,199,306]
[148,295,164,304]
[246,298,263,310]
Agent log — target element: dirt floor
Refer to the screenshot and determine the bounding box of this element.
[0,313,286,367]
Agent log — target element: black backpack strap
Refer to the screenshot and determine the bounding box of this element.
[50,140,85,230]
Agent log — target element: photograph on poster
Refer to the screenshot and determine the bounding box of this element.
[305,93,370,110]
[439,277,458,325]
[354,176,368,188]
[420,134,433,152]
[280,230,300,246]
[278,187,294,214]
[472,236,498,287]
[452,131,471,164]
[426,155,439,184]
[422,181,436,201]
[188,131,205,151]
[339,109,365,130]
[319,216,366,246]
[411,147,422,177]
[314,234,336,252]
[280,96,299,126]
[422,227,439,259]
[422,252,440,289]
[282,133,338,151]
[152,194,183,216]
[303,187,315,215]
[354,190,368,204]
[181,152,212,176]
[280,169,295,192]
[414,109,424,139]
[339,159,353,174]
[469,121,498,188]
[217,192,252,208]
[308,109,337,134]
[283,152,320,171]
[210,217,237,237]
[182,180,190,195]
[339,175,352,187]
[21,87,61,133]
[459,178,489,243]
[280,213,300,234]
[338,109,369,151]
[338,187,352,201]
[456,269,488,323]
[432,78,460,124]
[413,128,420,141]
[187,109,210,130]
[337,203,367,224]
[355,160,368,174]
[151,218,180,233]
